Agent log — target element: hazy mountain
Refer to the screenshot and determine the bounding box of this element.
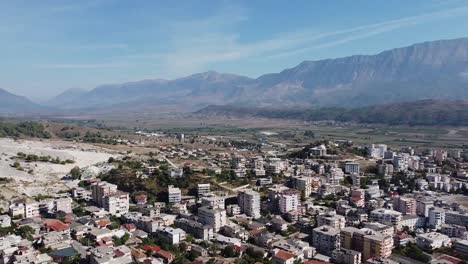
[196,100,468,126]
[0,88,44,114]
[51,37,468,112]
[45,88,87,108]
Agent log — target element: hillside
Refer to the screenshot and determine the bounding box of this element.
[196,100,468,126]
[0,88,44,114]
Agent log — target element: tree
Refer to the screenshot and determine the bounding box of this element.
[15,226,35,240]
[70,166,81,180]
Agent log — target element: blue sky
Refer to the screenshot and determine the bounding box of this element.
[2,0,468,100]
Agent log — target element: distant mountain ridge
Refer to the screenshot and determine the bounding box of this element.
[3,37,468,114]
[0,88,44,114]
[196,100,468,126]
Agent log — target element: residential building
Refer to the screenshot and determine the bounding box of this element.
[175,218,214,240]
[91,181,118,207]
[103,192,129,216]
[279,190,301,214]
[237,189,261,218]
[290,175,314,197]
[428,207,446,229]
[345,163,360,174]
[370,209,402,229]
[312,225,341,256]
[415,232,451,251]
[197,184,210,197]
[198,206,227,232]
[157,227,186,245]
[317,211,346,229]
[168,185,182,203]
[392,195,416,215]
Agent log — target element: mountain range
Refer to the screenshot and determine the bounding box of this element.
[2,37,468,114]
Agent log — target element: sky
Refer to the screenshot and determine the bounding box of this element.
[2,0,468,101]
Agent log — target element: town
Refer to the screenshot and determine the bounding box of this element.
[1,128,468,264]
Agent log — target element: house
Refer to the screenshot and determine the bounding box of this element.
[0,215,11,228]
[155,250,174,263]
[135,194,148,206]
[273,249,297,264]
[42,219,70,234]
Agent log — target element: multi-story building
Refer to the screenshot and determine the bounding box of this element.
[198,206,227,232]
[279,190,300,214]
[345,163,360,174]
[9,200,40,219]
[197,184,210,197]
[428,207,446,229]
[104,192,129,216]
[370,209,402,229]
[201,196,225,210]
[392,195,416,215]
[454,239,468,258]
[175,218,214,240]
[415,232,451,251]
[237,189,261,218]
[441,224,468,239]
[445,210,468,227]
[91,181,118,207]
[368,144,387,159]
[332,248,362,264]
[340,227,393,261]
[416,197,434,217]
[328,168,345,185]
[168,185,182,203]
[317,211,346,229]
[393,154,409,172]
[290,175,314,197]
[54,197,73,214]
[157,227,186,245]
[312,225,341,256]
[350,189,365,208]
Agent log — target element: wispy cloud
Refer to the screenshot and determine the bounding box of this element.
[38,63,127,69]
[122,3,468,75]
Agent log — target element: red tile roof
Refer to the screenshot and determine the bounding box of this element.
[435,255,461,264]
[43,219,69,232]
[141,245,161,252]
[274,250,296,261]
[97,219,111,227]
[155,250,174,260]
[303,261,331,264]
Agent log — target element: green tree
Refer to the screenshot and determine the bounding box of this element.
[70,166,81,180]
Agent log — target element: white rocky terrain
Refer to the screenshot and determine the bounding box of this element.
[0,138,119,210]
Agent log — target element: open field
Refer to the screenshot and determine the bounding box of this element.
[78,114,468,150]
[0,138,118,211]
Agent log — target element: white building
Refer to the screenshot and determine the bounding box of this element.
[0,215,11,228]
[368,144,388,159]
[201,195,225,210]
[168,185,182,203]
[104,192,129,216]
[317,211,346,229]
[370,209,402,228]
[237,189,261,218]
[279,190,300,214]
[290,175,314,197]
[197,184,210,197]
[198,206,227,232]
[428,207,446,229]
[157,227,186,245]
[55,197,73,214]
[416,232,451,251]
